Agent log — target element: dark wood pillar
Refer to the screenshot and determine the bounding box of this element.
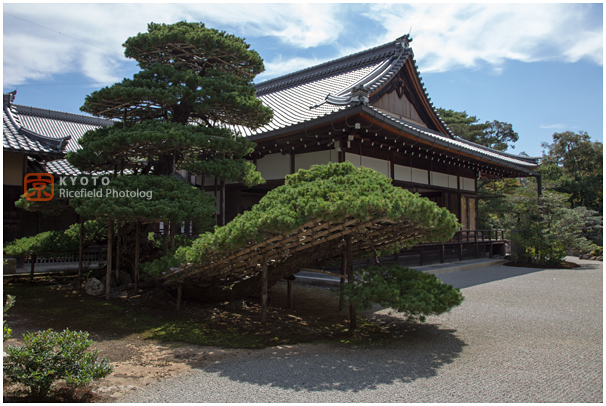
[346,236,356,331]
[78,216,84,288]
[106,219,114,300]
[261,251,269,324]
[134,221,140,292]
[176,285,183,311]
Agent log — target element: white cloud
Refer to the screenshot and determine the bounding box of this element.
[3,3,346,87]
[191,3,344,48]
[3,3,602,88]
[540,124,567,130]
[258,56,331,82]
[361,3,603,72]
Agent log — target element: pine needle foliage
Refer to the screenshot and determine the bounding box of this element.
[176,162,459,265]
[343,264,464,322]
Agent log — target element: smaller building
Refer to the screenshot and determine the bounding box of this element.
[3,91,114,242]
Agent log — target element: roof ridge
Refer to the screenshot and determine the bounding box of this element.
[14,104,115,127]
[256,36,409,95]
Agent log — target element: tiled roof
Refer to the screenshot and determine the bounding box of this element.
[3,97,65,156]
[27,157,83,176]
[365,106,539,170]
[235,36,415,138]
[14,104,114,153]
[4,91,114,175]
[236,35,538,172]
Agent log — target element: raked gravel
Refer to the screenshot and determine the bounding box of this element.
[121,258,603,403]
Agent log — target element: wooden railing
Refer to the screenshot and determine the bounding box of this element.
[22,246,106,265]
[451,229,506,244]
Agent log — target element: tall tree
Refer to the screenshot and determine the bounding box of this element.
[437,108,519,152]
[13,22,275,286]
[540,131,603,212]
[71,21,272,183]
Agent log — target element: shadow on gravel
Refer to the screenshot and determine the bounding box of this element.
[201,322,465,392]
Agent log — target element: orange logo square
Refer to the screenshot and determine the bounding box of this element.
[24,173,54,201]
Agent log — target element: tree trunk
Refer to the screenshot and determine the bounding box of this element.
[134,221,140,291]
[29,254,37,282]
[78,217,84,288]
[115,222,121,283]
[106,220,114,300]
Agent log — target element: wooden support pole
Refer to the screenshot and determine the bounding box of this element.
[339,252,346,311]
[134,221,140,292]
[346,236,357,331]
[287,278,293,309]
[163,221,168,255]
[220,179,226,226]
[106,219,114,300]
[115,222,121,283]
[170,220,176,251]
[176,285,183,311]
[261,251,269,325]
[29,254,36,283]
[78,217,84,288]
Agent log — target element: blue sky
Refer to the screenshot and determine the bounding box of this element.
[3,3,603,158]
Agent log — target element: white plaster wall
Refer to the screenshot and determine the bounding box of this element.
[345,153,389,177]
[411,167,429,184]
[430,171,449,188]
[394,164,412,182]
[295,150,333,172]
[461,177,476,191]
[256,153,290,180]
[430,172,458,189]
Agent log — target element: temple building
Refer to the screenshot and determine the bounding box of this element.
[4,35,540,264]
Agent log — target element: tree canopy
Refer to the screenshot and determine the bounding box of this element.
[70,21,272,181]
[156,162,460,301]
[438,108,519,152]
[540,131,603,212]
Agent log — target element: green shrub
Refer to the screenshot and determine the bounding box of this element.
[3,294,15,340]
[343,264,464,322]
[4,329,113,398]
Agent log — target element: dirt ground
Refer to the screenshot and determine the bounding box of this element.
[3,279,360,402]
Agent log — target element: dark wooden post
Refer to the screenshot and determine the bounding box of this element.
[459,231,463,261]
[134,221,140,292]
[287,278,293,309]
[346,236,356,331]
[261,251,269,325]
[163,221,168,255]
[176,285,183,310]
[29,254,37,282]
[339,251,346,311]
[115,221,121,283]
[170,221,176,251]
[78,216,84,288]
[106,219,114,300]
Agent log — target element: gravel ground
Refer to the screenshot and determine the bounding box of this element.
[121,258,603,403]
